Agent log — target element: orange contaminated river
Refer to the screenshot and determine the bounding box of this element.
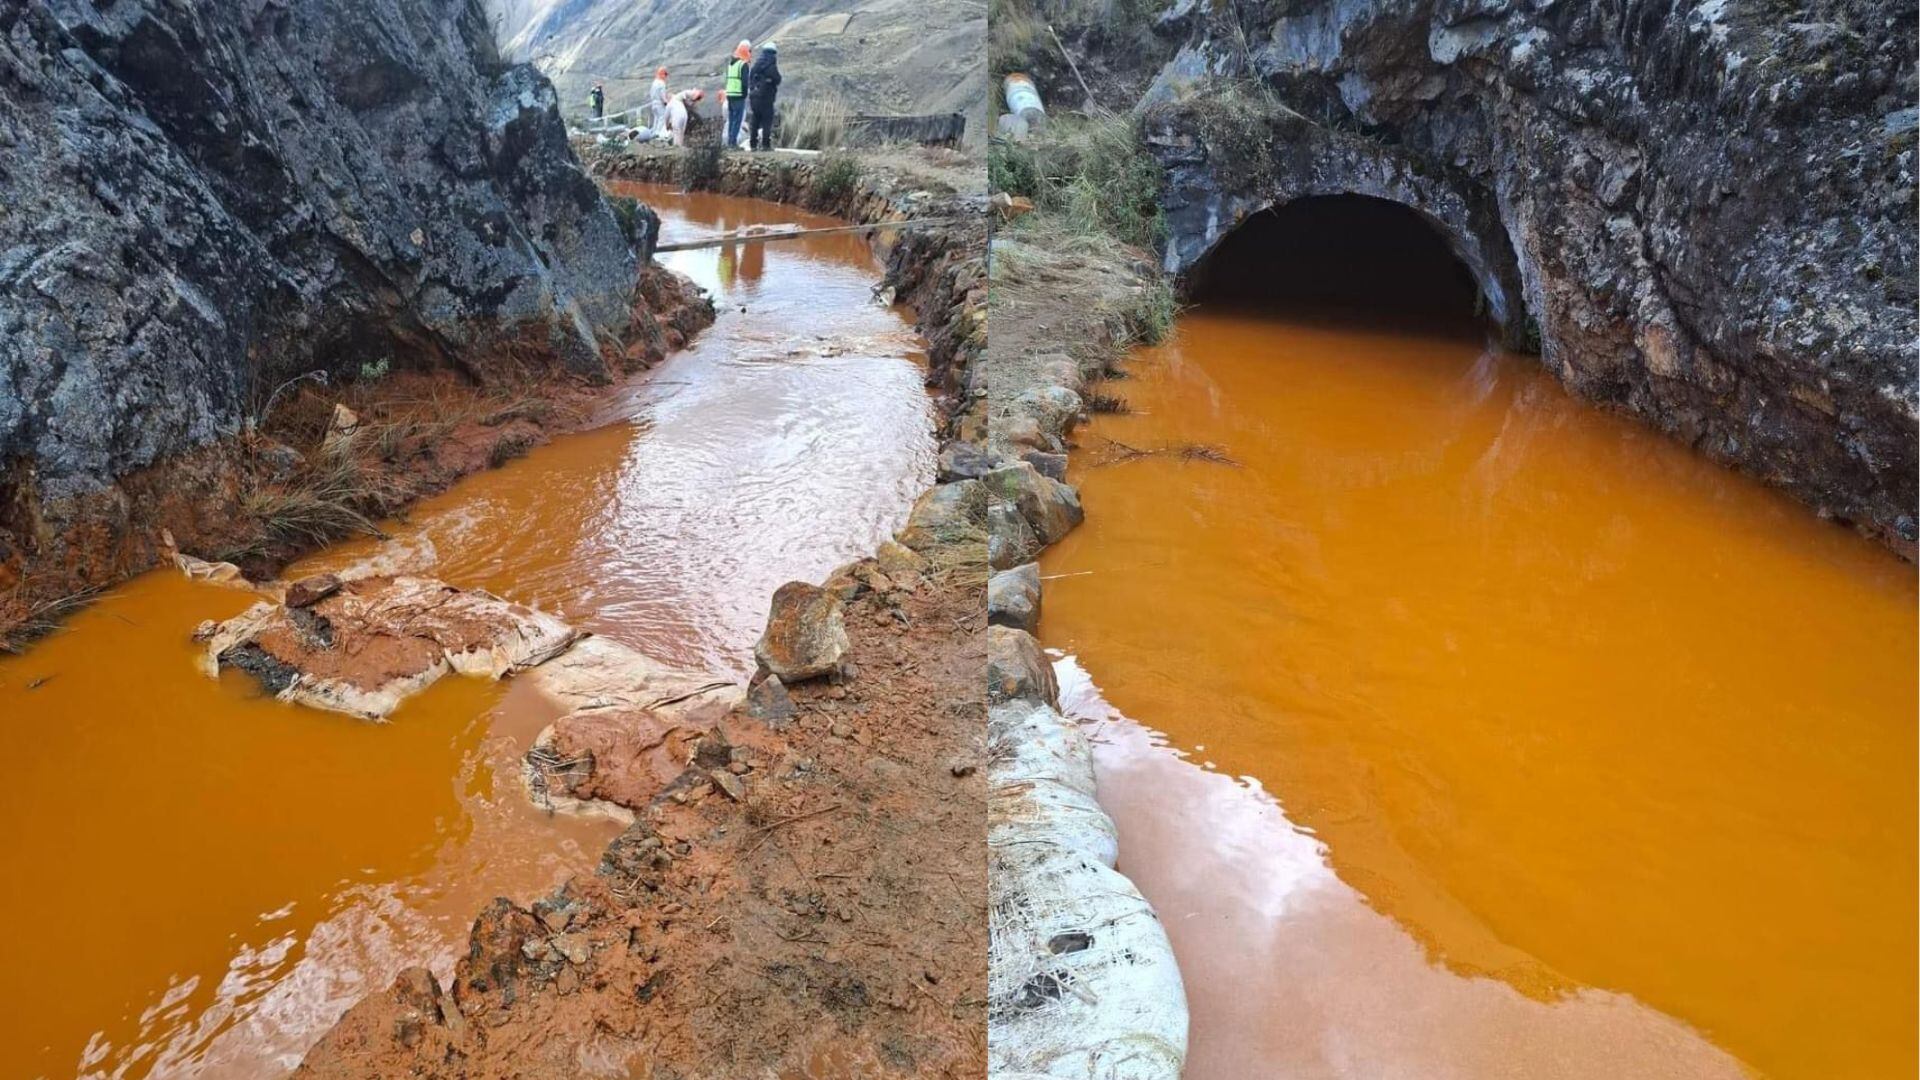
[1038,306,1917,1080]
[0,186,933,1078]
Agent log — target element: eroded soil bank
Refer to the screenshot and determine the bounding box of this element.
[1039,306,1917,1079]
[0,180,984,1078]
[293,160,989,1077]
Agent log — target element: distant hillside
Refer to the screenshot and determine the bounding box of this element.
[489,0,986,146]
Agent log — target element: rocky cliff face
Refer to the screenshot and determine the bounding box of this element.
[1134,0,1916,549]
[0,0,634,514]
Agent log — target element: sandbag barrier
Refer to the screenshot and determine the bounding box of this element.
[987,674,1187,1077]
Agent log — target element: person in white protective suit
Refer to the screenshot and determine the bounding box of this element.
[648,67,670,135]
[665,88,704,147]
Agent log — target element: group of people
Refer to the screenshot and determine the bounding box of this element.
[723,39,783,151]
[583,39,783,151]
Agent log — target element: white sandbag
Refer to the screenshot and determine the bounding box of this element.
[988,700,1187,1079]
[523,634,741,717]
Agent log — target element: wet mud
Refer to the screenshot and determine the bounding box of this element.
[0,185,944,1078]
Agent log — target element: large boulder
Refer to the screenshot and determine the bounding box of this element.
[988,563,1043,632]
[989,500,1043,570]
[898,478,989,551]
[1008,385,1085,439]
[987,463,1085,546]
[987,625,1058,707]
[937,441,998,482]
[753,581,850,682]
[0,0,638,573]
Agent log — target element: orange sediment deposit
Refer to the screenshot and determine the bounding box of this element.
[199,575,585,719]
[0,263,715,654]
[0,183,969,1078]
[297,552,989,1079]
[1040,305,1919,1079]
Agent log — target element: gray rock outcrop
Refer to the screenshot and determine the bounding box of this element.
[0,0,636,511]
[1137,0,1917,549]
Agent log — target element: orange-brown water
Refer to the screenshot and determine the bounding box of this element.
[1038,307,1918,1080]
[0,186,933,1078]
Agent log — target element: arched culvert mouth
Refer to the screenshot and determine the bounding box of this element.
[1188,195,1490,339]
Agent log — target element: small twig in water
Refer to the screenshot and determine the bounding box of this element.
[1091,435,1239,468]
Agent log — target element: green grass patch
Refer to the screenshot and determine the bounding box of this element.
[991,113,1166,248]
[816,154,862,200]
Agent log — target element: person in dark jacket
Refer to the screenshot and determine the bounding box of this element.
[747,42,781,151]
[587,82,605,123]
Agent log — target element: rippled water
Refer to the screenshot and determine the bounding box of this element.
[301,187,937,677]
[0,187,934,1078]
[1038,306,1917,1079]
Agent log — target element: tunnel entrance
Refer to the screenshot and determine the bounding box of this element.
[1190,195,1486,337]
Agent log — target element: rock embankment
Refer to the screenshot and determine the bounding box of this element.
[982,205,1191,1073]
[0,0,652,627]
[1134,0,1917,552]
[296,143,993,1077]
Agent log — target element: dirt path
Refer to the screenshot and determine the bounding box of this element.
[296,559,986,1078]
[295,149,990,1078]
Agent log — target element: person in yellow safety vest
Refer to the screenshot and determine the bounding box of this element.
[587,82,605,123]
[724,40,751,149]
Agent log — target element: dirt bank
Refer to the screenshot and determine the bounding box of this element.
[298,557,986,1078]
[0,0,669,646]
[297,146,990,1076]
[978,157,1190,1070]
[0,264,713,651]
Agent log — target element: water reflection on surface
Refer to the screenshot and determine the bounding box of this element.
[1039,306,1917,1079]
[0,186,934,1078]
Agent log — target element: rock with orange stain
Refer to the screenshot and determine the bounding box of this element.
[753,581,849,682]
[198,575,581,719]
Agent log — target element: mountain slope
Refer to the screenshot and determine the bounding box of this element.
[492,0,987,145]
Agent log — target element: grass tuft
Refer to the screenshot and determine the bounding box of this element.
[0,586,102,655]
[488,430,537,468]
[777,96,849,150]
[816,154,862,201]
[991,113,1166,249]
[226,443,390,560]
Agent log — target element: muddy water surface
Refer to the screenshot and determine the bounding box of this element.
[1038,306,1917,1079]
[0,186,933,1078]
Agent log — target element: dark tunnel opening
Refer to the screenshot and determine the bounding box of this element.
[1190,195,1487,337]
